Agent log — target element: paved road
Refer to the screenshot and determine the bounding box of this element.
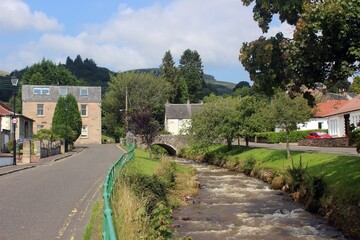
[0,144,123,240]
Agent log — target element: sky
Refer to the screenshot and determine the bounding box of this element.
[0,0,293,84]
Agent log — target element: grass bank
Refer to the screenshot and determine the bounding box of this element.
[181,145,360,239]
[83,147,198,240]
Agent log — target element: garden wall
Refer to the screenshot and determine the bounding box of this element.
[298,137,350,147]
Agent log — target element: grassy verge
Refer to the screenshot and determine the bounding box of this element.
[110,148,197,239]
[83,201,103,240]
[182,144,360,239]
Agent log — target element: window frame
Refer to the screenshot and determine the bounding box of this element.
[37,104,44,116]
[80,88,89,96]
[33,88,50,95]
[80,104,88,117]
[59,87,68,96]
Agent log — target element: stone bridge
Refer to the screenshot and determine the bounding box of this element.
[152,135,189,155]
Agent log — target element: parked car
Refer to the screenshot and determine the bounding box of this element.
[307,132,332,139]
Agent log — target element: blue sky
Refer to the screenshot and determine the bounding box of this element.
[0,0,292,84]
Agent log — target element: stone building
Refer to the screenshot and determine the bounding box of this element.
[22,85,102,144]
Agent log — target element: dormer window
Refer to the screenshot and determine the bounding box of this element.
[59,87,68,96]
[33,88,49,95]
[80,88,89,96]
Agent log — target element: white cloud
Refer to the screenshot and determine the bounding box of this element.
[2,0,270,74]
[0,0,63,32]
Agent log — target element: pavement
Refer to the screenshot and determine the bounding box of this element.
[0,147,83,177]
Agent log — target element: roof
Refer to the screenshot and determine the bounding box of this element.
[165,102,203,119]
[313,100,348,117]
[0,101,14,115]
[22,85,101,103]
[324,94,360,117]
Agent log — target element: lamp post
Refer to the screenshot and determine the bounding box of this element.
[11,74,19,166]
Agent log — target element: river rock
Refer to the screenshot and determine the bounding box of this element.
[271,176,284,189]
[289,191,301,201]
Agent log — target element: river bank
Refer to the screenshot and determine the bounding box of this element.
[180,145,360,239]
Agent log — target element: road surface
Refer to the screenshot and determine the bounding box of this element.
[0,144,123,240]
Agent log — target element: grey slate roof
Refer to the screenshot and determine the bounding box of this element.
[165,102,203,119]
[22,85,101,103]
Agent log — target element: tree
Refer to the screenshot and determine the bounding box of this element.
[190,95,242,150]
[349,76,360,94]
[240,33,290,97]
[268,92,312,159]
[52,94,82,151]
[179,49,204,103]
[233,81,250,91]
[242,0,360,99]
[128,105,159,160]
[237,96,270,146]
[22,59,82,85]
[102,72,170,139]
[160,50,178,102]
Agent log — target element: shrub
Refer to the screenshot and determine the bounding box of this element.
[255,129,326,143]
[241,156,256,175]
[156,158,177,189]
[124,173,168,214]
[287,156,308,193]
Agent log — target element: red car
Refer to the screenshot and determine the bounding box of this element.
[307,132,332,139]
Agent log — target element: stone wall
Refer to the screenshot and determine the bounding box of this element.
[298,137,350,147]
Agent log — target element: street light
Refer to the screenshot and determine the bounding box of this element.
[11,73,19,166]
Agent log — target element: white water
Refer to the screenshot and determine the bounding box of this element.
[173,159,347,240]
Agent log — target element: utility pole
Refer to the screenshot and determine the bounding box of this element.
[125,86,129,144]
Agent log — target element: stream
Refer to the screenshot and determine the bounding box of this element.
[173,159,347,240]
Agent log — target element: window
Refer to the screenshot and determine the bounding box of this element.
[59,87,68,96]
[80,88,89,96]
[37,125,44,131]
[37,104,44,116]
[318,122,323,129]
[80,104,88,117]
[33,88,49,95]
[81,125,88,138]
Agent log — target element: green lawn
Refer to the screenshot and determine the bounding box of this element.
[208,145,360,204]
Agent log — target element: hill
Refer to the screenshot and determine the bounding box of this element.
[128,68,235,95]
[0,70,9,76]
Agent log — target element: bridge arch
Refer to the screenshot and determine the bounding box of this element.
[152,143,177,156]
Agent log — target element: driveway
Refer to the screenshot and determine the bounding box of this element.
[0,144,123,240]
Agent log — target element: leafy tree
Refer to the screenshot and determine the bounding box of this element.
[102,72,170,139]
[241,0,317,33]
[349,76,360,94]
[267,92,312,159]
[240,33,289,97]
[179,49,205,103]
[52,94,82,150]
[128,105,159,160]
[64,55,111,94]
[190,95,242,150]
[237,96,270,146]
[242,0,360,99]
[22,59,82,85]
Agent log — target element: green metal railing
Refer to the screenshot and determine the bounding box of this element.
[103,143,135,240]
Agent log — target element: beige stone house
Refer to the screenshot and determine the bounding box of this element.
[22,85,102,144]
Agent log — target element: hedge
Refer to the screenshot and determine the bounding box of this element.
[255,129,327,143]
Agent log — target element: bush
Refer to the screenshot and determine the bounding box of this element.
[124,173,168,214]
[241,156,256,175]
[287,156,308,193]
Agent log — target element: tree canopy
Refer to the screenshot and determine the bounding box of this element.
[102,71,170,140]
[267,92,312,158]
[52,94,82,149]
[22,59,82,85]
[241,0,360,101]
